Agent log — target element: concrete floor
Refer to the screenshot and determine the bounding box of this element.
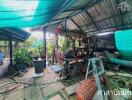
[0,68,106,100]
[0,66,73,100]
[0,58,10,77]
[0,65,128,100]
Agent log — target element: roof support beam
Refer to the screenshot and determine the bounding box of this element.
[86,22,132,35]
[63,8,83,12]
[84,9,100,32]
[62,29,86,35]
[70,18,85,34]
[51,17,69,23]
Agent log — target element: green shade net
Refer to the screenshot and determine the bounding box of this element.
[115,29,132,60]
[0,0,67,27]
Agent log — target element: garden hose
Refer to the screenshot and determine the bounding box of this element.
[0,82,18,94]
[0,78,61,94]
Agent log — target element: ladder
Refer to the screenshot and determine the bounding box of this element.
[85,57,105,100]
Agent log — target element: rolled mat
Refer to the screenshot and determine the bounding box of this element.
[76,76,97,100]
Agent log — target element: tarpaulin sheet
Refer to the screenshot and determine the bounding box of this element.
[115,29,132,60]
[0,0,69,27]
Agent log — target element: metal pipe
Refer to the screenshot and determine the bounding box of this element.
[104,51,132,68]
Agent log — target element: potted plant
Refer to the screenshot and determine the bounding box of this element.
[14,47,31,71]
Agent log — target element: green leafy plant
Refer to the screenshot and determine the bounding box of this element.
[38,44,43,56]
[47,43,53,58]
[59,37,72,53]
[14,47,31,66]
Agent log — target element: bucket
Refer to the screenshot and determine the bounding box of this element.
[34,59,44,74]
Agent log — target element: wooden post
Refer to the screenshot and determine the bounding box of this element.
[65,20,69,49]
[79,35,81,46]
[55,33,59,49]
[43,27,46,68]
[9,38,12,65]
[9,36,13,68]
[72,38,75,50]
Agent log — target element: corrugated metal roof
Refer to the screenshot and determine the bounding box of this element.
[0,28,30,41]
[51,0,132,35]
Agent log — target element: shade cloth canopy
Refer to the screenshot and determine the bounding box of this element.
[0,0,73,27]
